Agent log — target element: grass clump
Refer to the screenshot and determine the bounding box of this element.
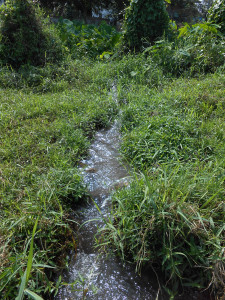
[0,58,89,93]
[121,116,210,167]
[103,163,224,293]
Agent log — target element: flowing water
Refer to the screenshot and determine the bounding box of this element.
[56,121,162,300]
[56,112,210,299]
[56,122,209,300]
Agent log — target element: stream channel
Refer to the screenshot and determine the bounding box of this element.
[56,91,210,300]
[56,119,162,299]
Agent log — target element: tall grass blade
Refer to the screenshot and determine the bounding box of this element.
[24,289,44,300]
[201,189,223,209]
[26,218,39,282]
[16,218,39,300]
[15,271,27,300]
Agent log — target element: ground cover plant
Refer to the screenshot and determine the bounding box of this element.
[99,68,225,298]
[0,60,118,298]
[0,0,225,298]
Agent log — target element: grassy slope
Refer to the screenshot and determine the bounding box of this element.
[0,62,118,298]
[98,65,225,297]
[0,56,224,298]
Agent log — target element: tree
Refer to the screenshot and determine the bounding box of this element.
[166,0,201,23]
[0,0,63,68]
[208,0,225,34]
[38,0,129,20]
[123,0,170,50]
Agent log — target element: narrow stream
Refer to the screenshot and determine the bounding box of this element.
[56,121,161,299]
[56,102,210,299]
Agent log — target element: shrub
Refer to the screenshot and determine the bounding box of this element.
[57,19,122,59]
[123,0,169,50]
[146,22,225,75]
[208,0,225,34]
[0,0,64,68]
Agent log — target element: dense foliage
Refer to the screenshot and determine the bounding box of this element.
[123,0,170,50]
[57,19,121,59]
[145,21,225,75]
[208,0,225,34]
[0,0,63,68]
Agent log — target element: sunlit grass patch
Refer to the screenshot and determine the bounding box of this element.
[101,70,225,297]
[0,76,118,298]
[101,161,225,295]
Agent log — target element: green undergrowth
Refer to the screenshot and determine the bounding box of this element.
[0,67,118,298]
[89,53,167,89]
[0,58,89,93]
[146,22,225,76]
[56,19,122,59]
[0,52,225,299]
[99,71,225,297]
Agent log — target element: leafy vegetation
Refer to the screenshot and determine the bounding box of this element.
[123,0,169,50]
[0,1,224,299]
[0,0,63,68]
[145,21,225,76]
[208,0,225,34]
[57,19,122,59]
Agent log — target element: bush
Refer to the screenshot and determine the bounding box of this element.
[208,0,225,34]
[123,0,169,50]
[57,19,122,59]
[0,0,64,68]
[146,22,225,75]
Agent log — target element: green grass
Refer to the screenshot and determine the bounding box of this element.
[1,10,224,299]
[98,67,225,297]
[0,53,224,299]
[0,61,118,299]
